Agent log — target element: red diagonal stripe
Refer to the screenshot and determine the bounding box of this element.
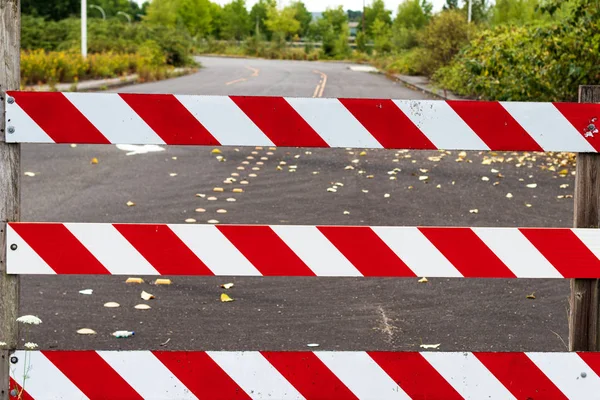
[578,352,600,377]
[42,351,143,399]
[119,94,220,145]
[216,225,315,276]
[448,100,543,151]
[553,102,600,152]
[10,223,109,274]
[519,229,600,278]
[262,351,357,400]
[9,378,34,400]
[339,99,436,150]
[230,96,329,147]
[475,352,567,399]
[113,224,213,275]
[368,352,462,400]
[318,226,416,277]
[10,92,109,144]
[153,351,250,399]
[419,227,516,278]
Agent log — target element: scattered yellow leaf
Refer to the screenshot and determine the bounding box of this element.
[126,277,144,284]
[221,283,234,289]
[126,201,135,207]
[77,328,97,335]
[343,210,350,215]
[24,171,36,177]
[481,176,490,181]
[207,196,217,201]
[420,343,441,349]
[418,277,428,283]
[469,209,479,214]
[104,302,120,308]
[233,188,244,193]
[211,149,222,155]
[419,176,428,181]
[185,218,196,223]
[141,291,155,301]
[506,193,513,198]
[208,219,219,224]
[217,209,227,214]
[560,184,569,189]
[195,208,206,213]
[213,187,224,192]
[526,293,536,299]
[221,293,235,302]
[525,203,532,208]
[359,151,367,156]
[558,169,569,176]
[526,183,537,188]
[91,157,99,165]
[135,304,151,310]
[155,279,172,285]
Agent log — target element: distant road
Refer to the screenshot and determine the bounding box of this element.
[19,57,571,353]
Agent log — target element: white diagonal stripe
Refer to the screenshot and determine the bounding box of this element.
[271,226,361,276]
[11,351,89,399]
[63,93,165,145]
[315,352,410,400]
[65,223,160,275]
[393,100,490,150]
[422,352,516,400]
[473,228,562,278]
[527,352,600,399]
[176,95,274,146]
[169,225,261,276]
[6,225,56,274]
[572,229,600,262]
[373,227,462,277]
[207,351,304,400]
[98,351,197,400]
[500,102,595,152]
[5,103,54,143]
[285,98,383,148]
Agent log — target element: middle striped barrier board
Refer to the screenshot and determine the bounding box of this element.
[8,223,600,278]
[5,91,600,151]
[9,350,600,399]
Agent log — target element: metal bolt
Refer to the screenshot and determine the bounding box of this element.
[581,371,587,378]
[589,124,596,132]
[7,126,15,134]
[10,244,17,251]
[6,97,14,104]
[10,356,18,364]
[9,389,17,397]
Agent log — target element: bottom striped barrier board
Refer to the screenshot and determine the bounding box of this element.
[8,351,600,399]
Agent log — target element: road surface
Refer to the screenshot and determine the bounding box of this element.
[19,57,571,352]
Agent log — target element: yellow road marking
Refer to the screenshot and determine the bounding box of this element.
[312,70,328,98]
[226,78,247,86]
[246,66,260,77]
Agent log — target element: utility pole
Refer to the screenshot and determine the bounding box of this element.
[467,0,472,23]
[81,0,87,58]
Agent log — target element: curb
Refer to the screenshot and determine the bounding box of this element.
[25,68,195,92]
[386,73,462,100]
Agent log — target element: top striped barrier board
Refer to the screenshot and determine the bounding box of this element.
[5,91,600,151]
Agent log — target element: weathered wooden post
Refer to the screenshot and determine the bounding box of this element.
[570,85,600,351]
[0,0,21,398]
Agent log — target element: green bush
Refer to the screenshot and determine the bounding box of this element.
[435,16,600,101]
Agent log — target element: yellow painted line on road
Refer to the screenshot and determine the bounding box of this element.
[312,70,328,98]
[226,77,247,86]
[246,66,260,77]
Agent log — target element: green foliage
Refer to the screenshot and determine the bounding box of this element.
[435,3,600,101]
[347,9,363,22]
[462,0,490,23]
[265,4,301,40]
[221,0,251,40]
[372,19,393,53]
[418,10,472,75]
[291,1,313,37]
[491,0,546,26]
[177,0,214,38]
[443,0,459,10]
[22,0,144,20]
[355,30,370,53]
[313,6,350,58]
[362,0,392,35]
[250,0,276,38]
[392,0,431,50]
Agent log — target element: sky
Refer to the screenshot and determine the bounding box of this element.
[136,0,448,13]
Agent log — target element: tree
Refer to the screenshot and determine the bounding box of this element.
[393,0,431,49]
[314,6,349,57]
[362,0,392,35]
[462,0,490,23]
[250,0,276,38]
[177,0,213,38]
[491,0,544,26]
[22,0,79,20]
[145,0,179,27]
[221,0,250,40]
[265,4,301,40]
[443,0,459,9]
[372,18,392,53]
[347,9,363,22]
[290,1,312,37]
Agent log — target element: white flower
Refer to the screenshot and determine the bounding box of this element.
[16,315,42,325]
[24,342,38,349]
[0,341,6,346]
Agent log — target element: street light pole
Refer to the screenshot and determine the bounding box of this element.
[468,0,472,23]
[81,0,87,58]
[90,4,106,20]
[117,11,132,24]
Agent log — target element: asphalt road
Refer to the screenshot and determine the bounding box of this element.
[19,57,572,352]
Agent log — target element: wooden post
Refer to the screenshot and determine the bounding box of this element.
[0,0,20,398]
[570,85,600,351]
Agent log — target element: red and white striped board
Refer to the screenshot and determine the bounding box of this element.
[9,350,600,399]
[5,91,600,151]
[8,223,600,278]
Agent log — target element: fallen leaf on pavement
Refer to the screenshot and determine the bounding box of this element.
[112,331,134,338]
[418,277,428,283]
[208,219,219,224]
[207,196,217,201]
[419,176,428,181]
[307,343,320,347]
[359,151,367,156]
[135,304,151,310]
[560,184,569,189]
[526,183,537,188]
[155,279,172,285]
[217,209,227,214]
[185,218,196,223]
[104,302,120,308]
[141,291,155,301]
[221,283,234,289]
[126,201,135,207]
[526,293,536,299]
[506,193,513,198]
[469,209,479,214]
[420,344,441,349]
[195,208,206,213]
[481,176,489,181]
[233,188,244,193]
[211,149,222,155]
[345,165,354,170]
[24,172,36,177]
[221,293,235,302]
[196,193,206,198]
[91,157,98,164]
[343,210,350,215]
[77,328,97,335]
[79,289,93,295]
[169,173,177,177]
[226,198,236,202]
[384,193,390,198]
[126,277,144,284]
